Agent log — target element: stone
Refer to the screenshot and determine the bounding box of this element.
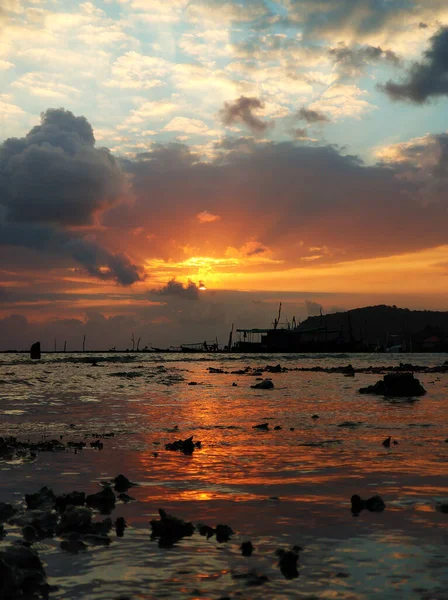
[253,423,269,430]
[115,517,126,538]
[359,373,426,397]
[0,503,17,523]
[251,379,274,389]
[86,487,116,514]
[215,524,233,543]
[276,546,301,579]
[30,342,41,360]
[150,509,195,547]
[25,487,56,511]
[165,436,201,455]
[351,494,385,514]
[113,474,137,493]
[57,506,93,534]
[241,541,254,556]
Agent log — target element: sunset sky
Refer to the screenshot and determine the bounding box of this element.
[1,0,448,349]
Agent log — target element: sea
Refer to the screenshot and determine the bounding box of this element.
[1,352,447,600]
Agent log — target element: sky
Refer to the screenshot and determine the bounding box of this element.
[1,0,448,350]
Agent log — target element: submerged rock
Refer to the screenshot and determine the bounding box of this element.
[359,373,426,397]
[251,380,274,390]
[115,517,126,538]
[57,506,93,534]
[30,342,41,360]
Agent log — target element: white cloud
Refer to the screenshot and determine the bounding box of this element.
[105,52,169,89]
[164,117,219,136]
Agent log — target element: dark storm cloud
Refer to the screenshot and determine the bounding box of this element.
[0,109,143,286]
[380,27,448,103]
[0,223,142,285]
[111,135,448,264]
[152,279,200,300]
[297,107,330,123]
[329,43,399,78]
[0,108,125,226]
[218,96,270,133]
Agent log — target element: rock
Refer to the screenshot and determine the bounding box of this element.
[216,524,233,543]
[274,426,282,431]
[113,474,138,493]
[351,494,385,514]
[290,427,295,431]
[57,506,93,533]
[0,503,17,523]
[232,382,237,387]
[382,436,391,448]
[30,342,41,360]
[197,524,215,539]
[253,423,269,430]
[251,380,274,389]
[115,517,126,537]
[83,534,111,546]
[86,487,116,514]
[311,414,319,419]
[150,509,195,547]
[0,544,47,598]
[365,496,386,512]
[25,487,56,511]
[90,439,103,449]
[22,525,38,542]
[241,541,254,556]
[265,364,282,373]
[55,491,85,513]
[188,381,198,385]
[60,538,88,553]
[276,546,301,579]
[359,373,426,397]
[436,503,448,514]
[165,435,201,455]
[117,493,135,503]
[0,524,5,539]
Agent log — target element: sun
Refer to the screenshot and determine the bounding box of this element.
[198,281,207,291]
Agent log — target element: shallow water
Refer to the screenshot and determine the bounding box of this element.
[1,352,447,599]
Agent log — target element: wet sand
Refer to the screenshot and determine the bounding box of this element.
[1,352,448,599]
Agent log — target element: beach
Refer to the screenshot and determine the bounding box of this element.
[1,352,447,599]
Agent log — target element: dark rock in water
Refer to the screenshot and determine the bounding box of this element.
[0,543,47,599]
[241,541,254,556]
[117,493,135,503]
[25,487,56,511]
[290,427,295,431]
[30,342,41,360]
[351,494,365,515]
[165,435,201,455]
[253,423,269,430]
[216,524,234,543]
[90,439,103,450]
[115,517,126,537]
[365,495,386,512]
[60,538,87,554]
[382,436,391,448]
[341,364,354,374]
[22,525,38,542]
[197,524,215,539]
[55,491,85,513]
[0,524,5,539]
[436,503,448,513]
[57,506,92,534]
[188,381,198,385]
[276,546,301,579]
[86,487,116,514]
[0,503,17,523]
[113,474,138,493]
[311,414,319,419]
[251,379,274,389]
[359,373,426,397]
[393,440,399,445]
[232,382,237,387]
[209,367,225,374]
[351,494,385,514]
[150,509,194,546]
[265,364,282,373]
[274,425,282,431]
